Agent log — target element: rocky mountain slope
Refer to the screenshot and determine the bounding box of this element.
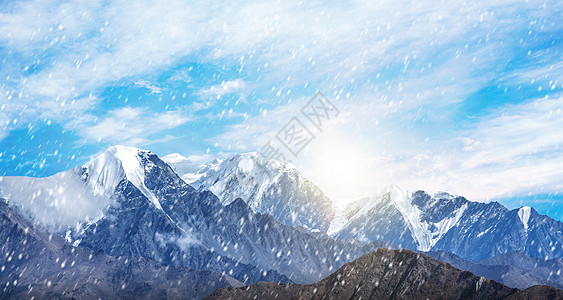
[208,248,562,300]
[0,198,241,299]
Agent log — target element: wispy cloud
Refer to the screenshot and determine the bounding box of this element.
[79,107,191,146]
[134,80,165,94]
[2,0,555,132]
[197,79,247,98]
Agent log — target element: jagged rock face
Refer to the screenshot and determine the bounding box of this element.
[174,153,335,232]
[77,166,291,284]
[433,201,563,261]
[332,186,563,261]
[0,200,242,300]
[207,248,527,300]
[73,147,388,284]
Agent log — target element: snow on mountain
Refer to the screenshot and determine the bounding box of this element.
[0,146,389,284]
[331,185,466,251]
[73,149,388,284]
[333,185,563,261]
[173,153,563,262]
[518,206,531,231]
[178,152,335,231]
[81,145,163,210]
[0,145,165,231]
[161,153,207,183]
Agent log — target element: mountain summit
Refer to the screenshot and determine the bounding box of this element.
[177,152,335,232]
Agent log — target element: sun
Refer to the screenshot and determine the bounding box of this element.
[298,137,375,202]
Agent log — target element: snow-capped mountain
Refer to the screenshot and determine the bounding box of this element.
[171,152,563,263]
[77,148,388,283]
[176,152,335,232]
[0,145,174,232]
[0,146,388,285]
[2,145,562,292]
[332,185,563,261]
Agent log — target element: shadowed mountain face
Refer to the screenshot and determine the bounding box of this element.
[0,199,242,299]
[207,248,563,300]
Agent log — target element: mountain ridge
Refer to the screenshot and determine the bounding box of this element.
[178,153,563,262]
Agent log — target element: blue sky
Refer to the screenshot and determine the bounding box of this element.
[0,0,562,219]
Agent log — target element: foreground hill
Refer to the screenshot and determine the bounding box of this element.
[207,248,563,300]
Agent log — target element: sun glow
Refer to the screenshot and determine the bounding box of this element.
[298,138,376,201]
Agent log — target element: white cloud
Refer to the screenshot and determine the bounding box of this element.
[79,107,191,146]
[342,95,563,202]
[196,79,248,101]
[134,80,165,94]
[1,0,554,130]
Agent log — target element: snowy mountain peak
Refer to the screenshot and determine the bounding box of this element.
[220,152,298,176]
[174,152,334,231]
[334,185,468,252]
[82,145,163,210]
[188,152,302,206]
[162,153,216,183]
[161,153,189,164]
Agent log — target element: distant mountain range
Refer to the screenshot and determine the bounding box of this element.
[0,146,561,298]
[426,250,563,290]
[332,186,563,261]
[173,153,563,261]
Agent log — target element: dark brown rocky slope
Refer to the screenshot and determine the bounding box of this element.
[207,248,563,300]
